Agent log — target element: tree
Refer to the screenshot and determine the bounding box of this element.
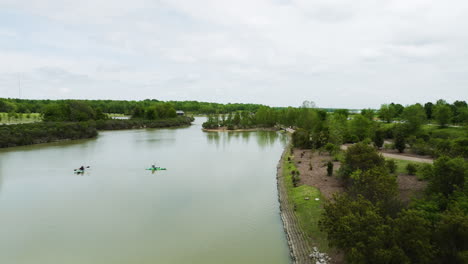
[390,103,405,118]
[361,108,375,120]
[434,206,468,264]
[301,100,316,108]
[324,143,338,155]
[394,125,406,153]
[349,114,374,141]
[379,104,396,123]
[327,161,334,176]
[393,209,435,263]
[433,104,453,127]
[327,112,348,145]
[373,128,384,149]
[341,142,385,179]
[401,104,427,132]
[429,156,467,196]
[424,102,434,119]
[320,194,407,264]
[350,166,398,203]
[292,129,312,149]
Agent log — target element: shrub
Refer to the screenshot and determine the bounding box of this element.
[406,163,418,175]
[327,161,334,176]
[386,160,397,174]
[416,163,434,181]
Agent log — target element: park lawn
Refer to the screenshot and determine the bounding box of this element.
[386,158,426,175]
[0,113,42,124]
[283,155,330,252]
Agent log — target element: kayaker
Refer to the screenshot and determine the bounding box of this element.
[79,166,85,171]
[152,164,157,169]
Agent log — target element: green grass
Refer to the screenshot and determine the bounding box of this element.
[283,155,330,252]
[386,158,425,174]
[0,113,42,124]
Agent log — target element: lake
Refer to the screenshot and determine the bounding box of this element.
[0,117,291,263]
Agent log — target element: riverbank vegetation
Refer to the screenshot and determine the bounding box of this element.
[272,100,467,263]
[0,99,193,148]
[283,151,329,252]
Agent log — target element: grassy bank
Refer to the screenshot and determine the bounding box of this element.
[283,152,330,252]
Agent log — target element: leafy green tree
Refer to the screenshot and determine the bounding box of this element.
[333,109,349,118]
[391,103,405,118]
[401,104,427,132]
[386,159,397,174]
[424,102,434,119]
[341,142,385,179]
[0,99,17,112]
[324,143,338,155]
[132,105,145,118]
[349,114,374,141]
[361,108,375,120]
[320,194,407,264]
[434,206,468,264]
[429,156,467,196]
[434,104,453,127]
[350,166,398,203]
[292,129,311,149]
[393,209,435,263]
[373,128,385,149]
[233,112,241,126]
[379,104,396,123]
[394,125,406,153]
[327,112,348,145]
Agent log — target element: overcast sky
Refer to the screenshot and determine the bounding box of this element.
[0,0,467,108]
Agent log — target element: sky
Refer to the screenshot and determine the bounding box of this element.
[0,0,467,109]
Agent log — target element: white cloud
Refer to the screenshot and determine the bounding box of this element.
[0,0,467,107]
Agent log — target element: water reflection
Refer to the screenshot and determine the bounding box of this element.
[204,130,286,150]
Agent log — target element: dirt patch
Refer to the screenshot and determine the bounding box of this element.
[293,149,345,200]
[397,174,428,203]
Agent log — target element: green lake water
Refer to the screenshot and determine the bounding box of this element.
[0,118,291,263]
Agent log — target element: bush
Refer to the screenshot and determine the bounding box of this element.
[386,160,397,174]
[292,170,301,187]
[292,129,312,148]
[327,161,334,176]
[406,163,418,175]
[416,163,434,181]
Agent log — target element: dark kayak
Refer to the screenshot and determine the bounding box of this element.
[146,167,167,171]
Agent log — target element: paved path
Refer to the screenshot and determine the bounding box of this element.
[380,152,433,163]
[341,144,433,164]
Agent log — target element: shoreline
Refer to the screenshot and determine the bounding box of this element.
[202,127,279,132]
[0,118,193,149]
[276,142,314,263]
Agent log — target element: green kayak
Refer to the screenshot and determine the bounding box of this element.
[146,167,167,171]
[74,169,84,174]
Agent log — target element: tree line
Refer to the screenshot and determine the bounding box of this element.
[0,98,268,115]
